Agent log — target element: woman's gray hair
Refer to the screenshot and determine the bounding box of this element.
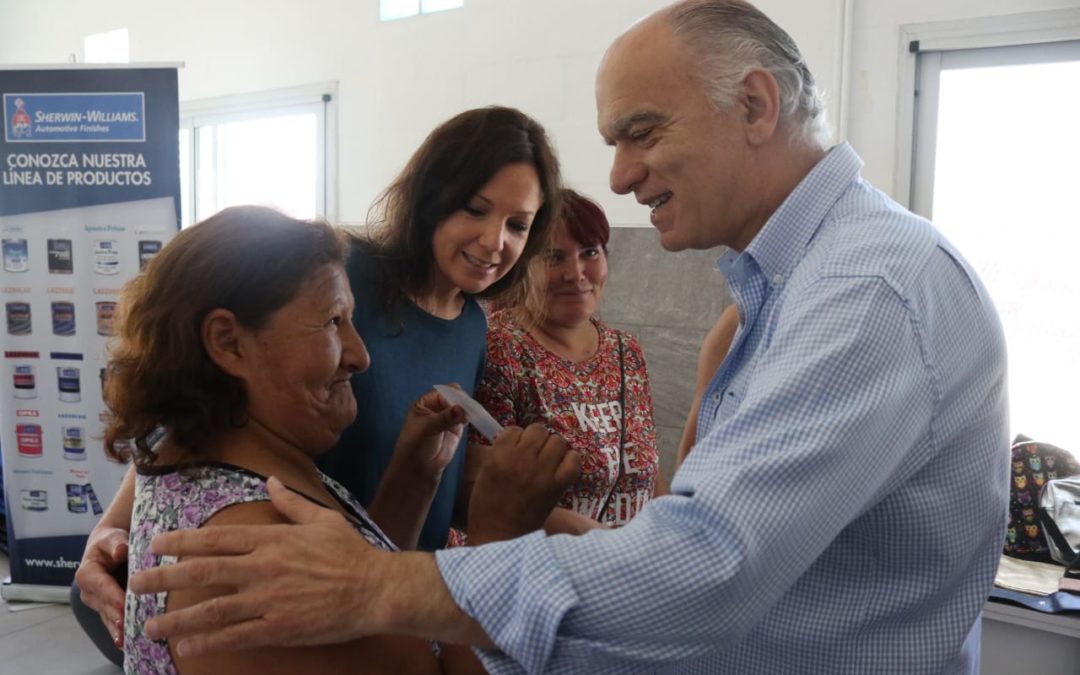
[665,0,831,149]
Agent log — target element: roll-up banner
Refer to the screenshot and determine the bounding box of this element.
[0,66,180,601]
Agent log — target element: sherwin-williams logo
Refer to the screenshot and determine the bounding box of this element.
[3,92,146,143]
[9,98,31,139]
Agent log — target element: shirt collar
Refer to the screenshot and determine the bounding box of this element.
[715,143,864,284]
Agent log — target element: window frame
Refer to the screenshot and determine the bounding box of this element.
[379,0,464,22]
[909,39,1080,217]
[894,8,1080,212]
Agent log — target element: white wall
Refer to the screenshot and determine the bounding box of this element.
[0,0,839,226]
[1,0,1074,225]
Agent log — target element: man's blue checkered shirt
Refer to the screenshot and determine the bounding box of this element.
[436,143,1010,674]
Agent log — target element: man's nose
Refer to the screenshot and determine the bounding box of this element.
[610,146,646,195]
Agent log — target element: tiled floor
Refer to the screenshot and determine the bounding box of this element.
[0,554,121,675]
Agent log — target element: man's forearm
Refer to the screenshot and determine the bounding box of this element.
[376,550,496,649]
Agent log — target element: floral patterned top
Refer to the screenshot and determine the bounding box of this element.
[472,310,660,527]
[123,462,396,674]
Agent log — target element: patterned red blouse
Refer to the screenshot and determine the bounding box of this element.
[472,309,660,526]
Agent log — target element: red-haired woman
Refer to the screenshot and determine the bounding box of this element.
[469,189,664,534]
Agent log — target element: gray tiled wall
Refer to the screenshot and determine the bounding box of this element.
[600,227,733,480]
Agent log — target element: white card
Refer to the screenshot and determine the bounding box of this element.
[433,384,503,442]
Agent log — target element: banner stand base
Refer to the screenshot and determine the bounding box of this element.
[1,578,70,604]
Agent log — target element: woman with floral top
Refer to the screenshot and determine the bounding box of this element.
[470,189,664,534]
[109,206,576,674]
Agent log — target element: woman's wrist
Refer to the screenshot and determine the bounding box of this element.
[388,453,445,486]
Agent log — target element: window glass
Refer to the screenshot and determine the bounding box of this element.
[381,0,420,21]
[380,0,461,21]
[421,0,464,13]
[178,88,331,228]
[195,114,318,221]
[930,55,1080,451]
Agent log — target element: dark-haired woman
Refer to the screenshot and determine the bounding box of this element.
[321,106,561,550]
[471,189,663,533]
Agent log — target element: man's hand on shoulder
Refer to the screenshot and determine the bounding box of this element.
[128,477,395,656]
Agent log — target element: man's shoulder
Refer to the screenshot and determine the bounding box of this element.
[801,183,939,288]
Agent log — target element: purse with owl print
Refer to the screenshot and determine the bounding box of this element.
[1004,438,1080,560]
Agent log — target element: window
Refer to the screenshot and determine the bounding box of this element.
[83,28,129,63]
[178,84,336,227]
[908,27,1080,452]
[380,0,463,22]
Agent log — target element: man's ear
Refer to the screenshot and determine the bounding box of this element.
[202,308,250,380]
[740,68,782,146]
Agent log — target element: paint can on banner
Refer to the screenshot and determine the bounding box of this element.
[16,423,42,456]
[21,490,48,511]
[47,238,74,273]
[2,238,29,272]
[52,301,76,336]
[95,301,116,336]
[13,364,36,398]
[138,240,162,271]
[85,484,104,515]
[57,366,81,402]
[62,426,86,460]
[94,239,120,274]
[6,301,31,335]
[67,484,88,513]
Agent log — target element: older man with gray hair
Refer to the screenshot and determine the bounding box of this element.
[128,2,1009,673]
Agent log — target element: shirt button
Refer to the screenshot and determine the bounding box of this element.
[772,273,784,286]
[713,392,722,402]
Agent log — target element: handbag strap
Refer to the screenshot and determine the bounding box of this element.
[596,334,626,522]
